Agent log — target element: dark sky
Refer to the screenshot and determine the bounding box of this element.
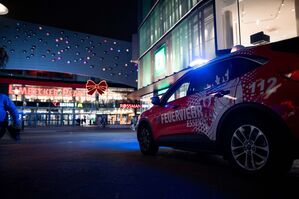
[1,0,138,41]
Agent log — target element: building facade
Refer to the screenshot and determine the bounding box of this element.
[134,0,299,110]
[0,18,139,127]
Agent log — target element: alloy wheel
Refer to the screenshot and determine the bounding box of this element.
[231,124,269,171]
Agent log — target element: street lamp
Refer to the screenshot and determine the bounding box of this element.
[0,3,8,15]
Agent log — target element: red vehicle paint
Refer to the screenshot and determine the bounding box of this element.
[137,37,299,174]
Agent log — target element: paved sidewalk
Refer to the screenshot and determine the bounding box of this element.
[22,125,134,133]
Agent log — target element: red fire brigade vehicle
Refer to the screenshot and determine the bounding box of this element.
[137,37,299,174]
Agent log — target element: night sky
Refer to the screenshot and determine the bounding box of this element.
[1,0,138,41]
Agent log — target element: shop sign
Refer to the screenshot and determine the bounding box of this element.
[9,85,85,98]
[86,80,108,95]
[52,102,75,107]
[60,102,75,108]
[120,104,142,109]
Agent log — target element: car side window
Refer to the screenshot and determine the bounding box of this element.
[162,76,191,104]
[188,61,231,94]
[230,57,262,79]
[167,82,190,103]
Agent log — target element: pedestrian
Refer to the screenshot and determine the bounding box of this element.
[100,116,106,128]
[131,116,137,131]
[0,93,21,141]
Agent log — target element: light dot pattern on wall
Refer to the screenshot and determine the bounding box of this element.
[1,18,137,87]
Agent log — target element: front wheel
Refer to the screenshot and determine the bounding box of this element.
[225,115,293,175]
[138,126,159,155]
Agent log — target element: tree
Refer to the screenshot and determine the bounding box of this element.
[0,47,8,69]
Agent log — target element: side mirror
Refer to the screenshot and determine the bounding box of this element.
[151,96,161,106]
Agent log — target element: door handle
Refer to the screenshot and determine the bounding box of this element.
[214,90,230,98]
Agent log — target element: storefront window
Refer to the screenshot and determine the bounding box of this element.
[142,52,152,87]
[239,0,297,46]
[204,4,215,59]
[216,0,298,50]
[215,0,239,50]
[9,84,138,127]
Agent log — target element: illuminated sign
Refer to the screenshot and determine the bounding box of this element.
[120,104,141,109]
[52,102,75,107]
[9,85,85,98]
[60,103,75,108]
[86,80,108,95]
[154,44,166,78]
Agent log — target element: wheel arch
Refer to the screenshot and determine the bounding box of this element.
[216,102,292,153]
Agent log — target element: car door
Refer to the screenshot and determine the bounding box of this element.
[153,75,192,138]
[187,59,239,141]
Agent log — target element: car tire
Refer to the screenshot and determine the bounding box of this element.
[224,114,294,175]
[138,125,159,155]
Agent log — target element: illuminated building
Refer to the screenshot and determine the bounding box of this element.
[0,17,139,126]
[131,0,299,110]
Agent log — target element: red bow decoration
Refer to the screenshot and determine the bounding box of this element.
[86,80,108,95]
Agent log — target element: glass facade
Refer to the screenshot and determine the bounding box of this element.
[139,1,215,88]
[216,0,299,50]
[154,44,167,80]
[137,0,299,110]
[139,0,203,55]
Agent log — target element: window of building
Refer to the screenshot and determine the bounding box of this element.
[139,0,202,56]
[154,44,167,80]
[216,0,298,50]
[138,2,215,88]
[142,52,152,87]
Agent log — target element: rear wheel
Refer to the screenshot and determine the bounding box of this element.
[224,115,293,175]
[138,125,159,155]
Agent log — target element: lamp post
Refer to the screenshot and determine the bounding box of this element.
[0,3,8,15]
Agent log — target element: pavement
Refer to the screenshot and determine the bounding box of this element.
[22,125,132,133]
[0,127,298,199]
